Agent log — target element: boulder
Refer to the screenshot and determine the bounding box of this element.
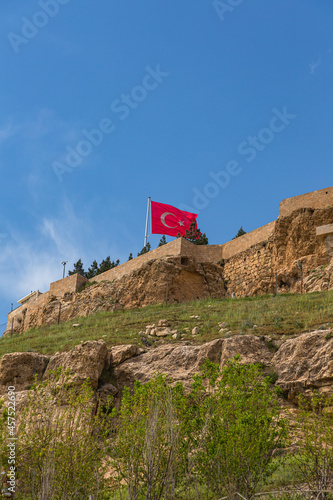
[0,352,49,393]
[114,339,223,391]
[109,344,140,366]
[219,335,274,370]
[272,330,333,402]
[44,340,108,389]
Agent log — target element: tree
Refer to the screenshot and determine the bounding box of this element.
[233,226,247,239]
[68,258,85,277]
[128,253,133,261]
[294,392,333,497]
[186,358,287,499]
[85,259,99,279]
[137,242,151,256]
[158,235,167,247]
[68,256,120,278]
[111,374,181,500]
[16,369,112,499]
[98,256,120,274]
[180,220,208,245]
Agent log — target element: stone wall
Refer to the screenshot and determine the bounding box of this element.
[223,240,274,297]
[279,187,333,217]
[91,237,184,284]
[50,273,87,295]
[221,221,276,260]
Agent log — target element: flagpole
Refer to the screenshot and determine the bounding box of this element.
[144,197,151,247]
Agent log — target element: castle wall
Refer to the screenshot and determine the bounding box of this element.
[279,187,333,217]
[221,221,276,260]
[90,237,184,284]
[6,291,51,334]
[50,273,87,295]
[223,240,274,297]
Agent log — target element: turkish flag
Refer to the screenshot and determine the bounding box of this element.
[151,201,198,237]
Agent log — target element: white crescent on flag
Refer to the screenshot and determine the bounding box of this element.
[160,212,178,229]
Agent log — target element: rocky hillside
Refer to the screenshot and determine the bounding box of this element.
[1,326,332,411]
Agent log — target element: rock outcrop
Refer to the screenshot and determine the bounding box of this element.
[45,340,108,389]
[272,329,333,403]
[0,352,49,393]
[1,329,332,407]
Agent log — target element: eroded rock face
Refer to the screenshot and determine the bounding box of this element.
[109,344,140,366]
[272,330,333,402]
[113,339,224,391]
[45,340,108,389]
[0,352,49,394]
[220,335,274,370]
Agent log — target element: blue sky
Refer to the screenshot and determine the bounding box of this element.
[0,0,333,330]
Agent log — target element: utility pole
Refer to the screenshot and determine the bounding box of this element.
[61,261,68,279]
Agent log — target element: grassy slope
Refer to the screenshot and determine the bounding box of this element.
[1,290,333,357]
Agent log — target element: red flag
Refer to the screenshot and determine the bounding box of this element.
[151,201,198,237]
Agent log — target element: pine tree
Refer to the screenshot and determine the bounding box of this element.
[137,242,151,256]
[158,235,167,247]
[128,253,133,261]
[233,226,247,239]
[183,220,208,245]
[98,256,120,275]
[85,260,99,279]
[68,259,85,277]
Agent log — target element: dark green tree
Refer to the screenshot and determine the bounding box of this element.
[128,253,133,261]
[158,235,167,247]
[233,226,247,239]
[98,256,120,274]
[137,242,151,256]
[181,220,208,245]
[85,260,99,279]
[68,259,85,277]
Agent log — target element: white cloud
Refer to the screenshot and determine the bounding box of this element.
[309,57,322,75]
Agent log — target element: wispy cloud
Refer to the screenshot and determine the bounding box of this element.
[309,57,322,75]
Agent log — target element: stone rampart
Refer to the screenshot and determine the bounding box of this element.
[221,221,276,260]
[279,187,333,217]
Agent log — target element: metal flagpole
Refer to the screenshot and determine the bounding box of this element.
[144,197,151,247]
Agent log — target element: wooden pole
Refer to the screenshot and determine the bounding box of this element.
[57,303,62,324]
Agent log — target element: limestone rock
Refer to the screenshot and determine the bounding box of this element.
[114,338,223,391]
[109,344,139,366]
[156,328,171,337]
[44,340,108,389]
[158,319,170,327]
[219,335,274,370]
[0,352,49,393]
[272,330,333,402]
[219,322,228,328]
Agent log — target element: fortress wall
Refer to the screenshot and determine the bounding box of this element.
[91,237,183,284]
[279,187,333,217]
[50,274,87,295]
[179,238,223,263]
[221,221,276,260]
[6,291,51,333]
[223,239,274,297]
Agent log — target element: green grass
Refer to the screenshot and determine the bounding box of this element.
[1,290,333,358]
